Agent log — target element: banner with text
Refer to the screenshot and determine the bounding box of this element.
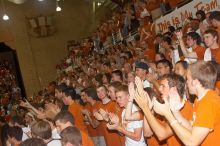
[155,0,220,33]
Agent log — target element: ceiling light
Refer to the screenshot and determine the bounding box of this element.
[97,2,101,6]
[3,14,9,20]
[56,6,61,11]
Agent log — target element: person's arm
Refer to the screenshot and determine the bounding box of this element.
[125,82,143,121]
[117,125,143,141]
[153,99,210,146]
[176,31,198,59]
[133,83,173,140]
[82,109,100,128]
[172,111,192,131]
[143,117,153,137]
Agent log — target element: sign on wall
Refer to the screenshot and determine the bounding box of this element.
[155,0,220,33]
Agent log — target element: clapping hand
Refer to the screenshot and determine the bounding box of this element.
[168,87,184,111]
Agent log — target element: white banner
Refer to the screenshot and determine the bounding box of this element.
[155,0,220,33]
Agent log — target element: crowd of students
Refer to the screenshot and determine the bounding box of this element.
[1,0,220,146]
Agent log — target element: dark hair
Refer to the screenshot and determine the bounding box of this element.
[85,88,99,101]
[196,10,206,21]
[7,126,23,141]
[189,61,217,89]
[62,87,76,100]
[103,62,111,67]
[19,138,46,146]
[209,11,220,21]
[11,116,24,126]
[186,31,202,45]
[109,81,122,89]
[55,83,67,92]
[161,74,186,97]
[112,70,123,81]
[162,36,172,45]
[31,121,51,140]
[176,60,188,70]
[103,73,112,83]
[95,73,103,85]
[60,127,82,146]
[156,59,173,71]
[54,111,75,125]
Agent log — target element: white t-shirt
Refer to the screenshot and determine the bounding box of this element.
[204,48,212,61]
[122,104,147,146]
[22,127,30,141]
[52,128,61,139]
[47,139,62,146]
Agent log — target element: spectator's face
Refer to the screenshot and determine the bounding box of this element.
[175,63,186,78]
[108,86,116,101]
[111,74,121,82]
[211,19,218,27]
[80,92,87,103]
[124,63,131,73]
[96,87,107,100]
[24,115,32,125]
[186,36,196,47]
[102,75,108,84]
[116,91,129,108]
[55,120,70,133]
[203,33,217,48]
[127,72,135,83]
[135,68,146,79]
[159,79,170,99]
[157,63,170,77]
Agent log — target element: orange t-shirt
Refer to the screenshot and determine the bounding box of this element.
[215,81,220,95]
[193,45,205,60]
[211,48,220,64]
[99,101,124,146]
[81,131,94,146]
[68,102,87,134]
[167,100,193,146]
[193,90,220,146]
[87,101,102,137]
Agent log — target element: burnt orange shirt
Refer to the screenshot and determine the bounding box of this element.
[68,102,87,134]
[211,48,220,64]
[81,131,94,146]
[215,81,220,95]
[193,45,205,60]
[193,90,220,146]
[167,100,193,146]
[87,101,102,137]
[99,101,124,146]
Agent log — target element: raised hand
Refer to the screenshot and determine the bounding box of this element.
[93,111,104,121]
[134,91,149,110]
[175,30,183,40]
[99,108,109,121]
[108,112,119,125]
[128,82,135,101]
[153,97,170,116]
[81,109,91,117]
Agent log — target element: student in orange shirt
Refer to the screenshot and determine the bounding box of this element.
[61,88,87,134]
[82,88,106,146]
[134,74,193,146]
[203,29,220,64]
[54,111,94,146]
[93,85,123,146]
[176,30,205,63]
[153,61,220,146]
